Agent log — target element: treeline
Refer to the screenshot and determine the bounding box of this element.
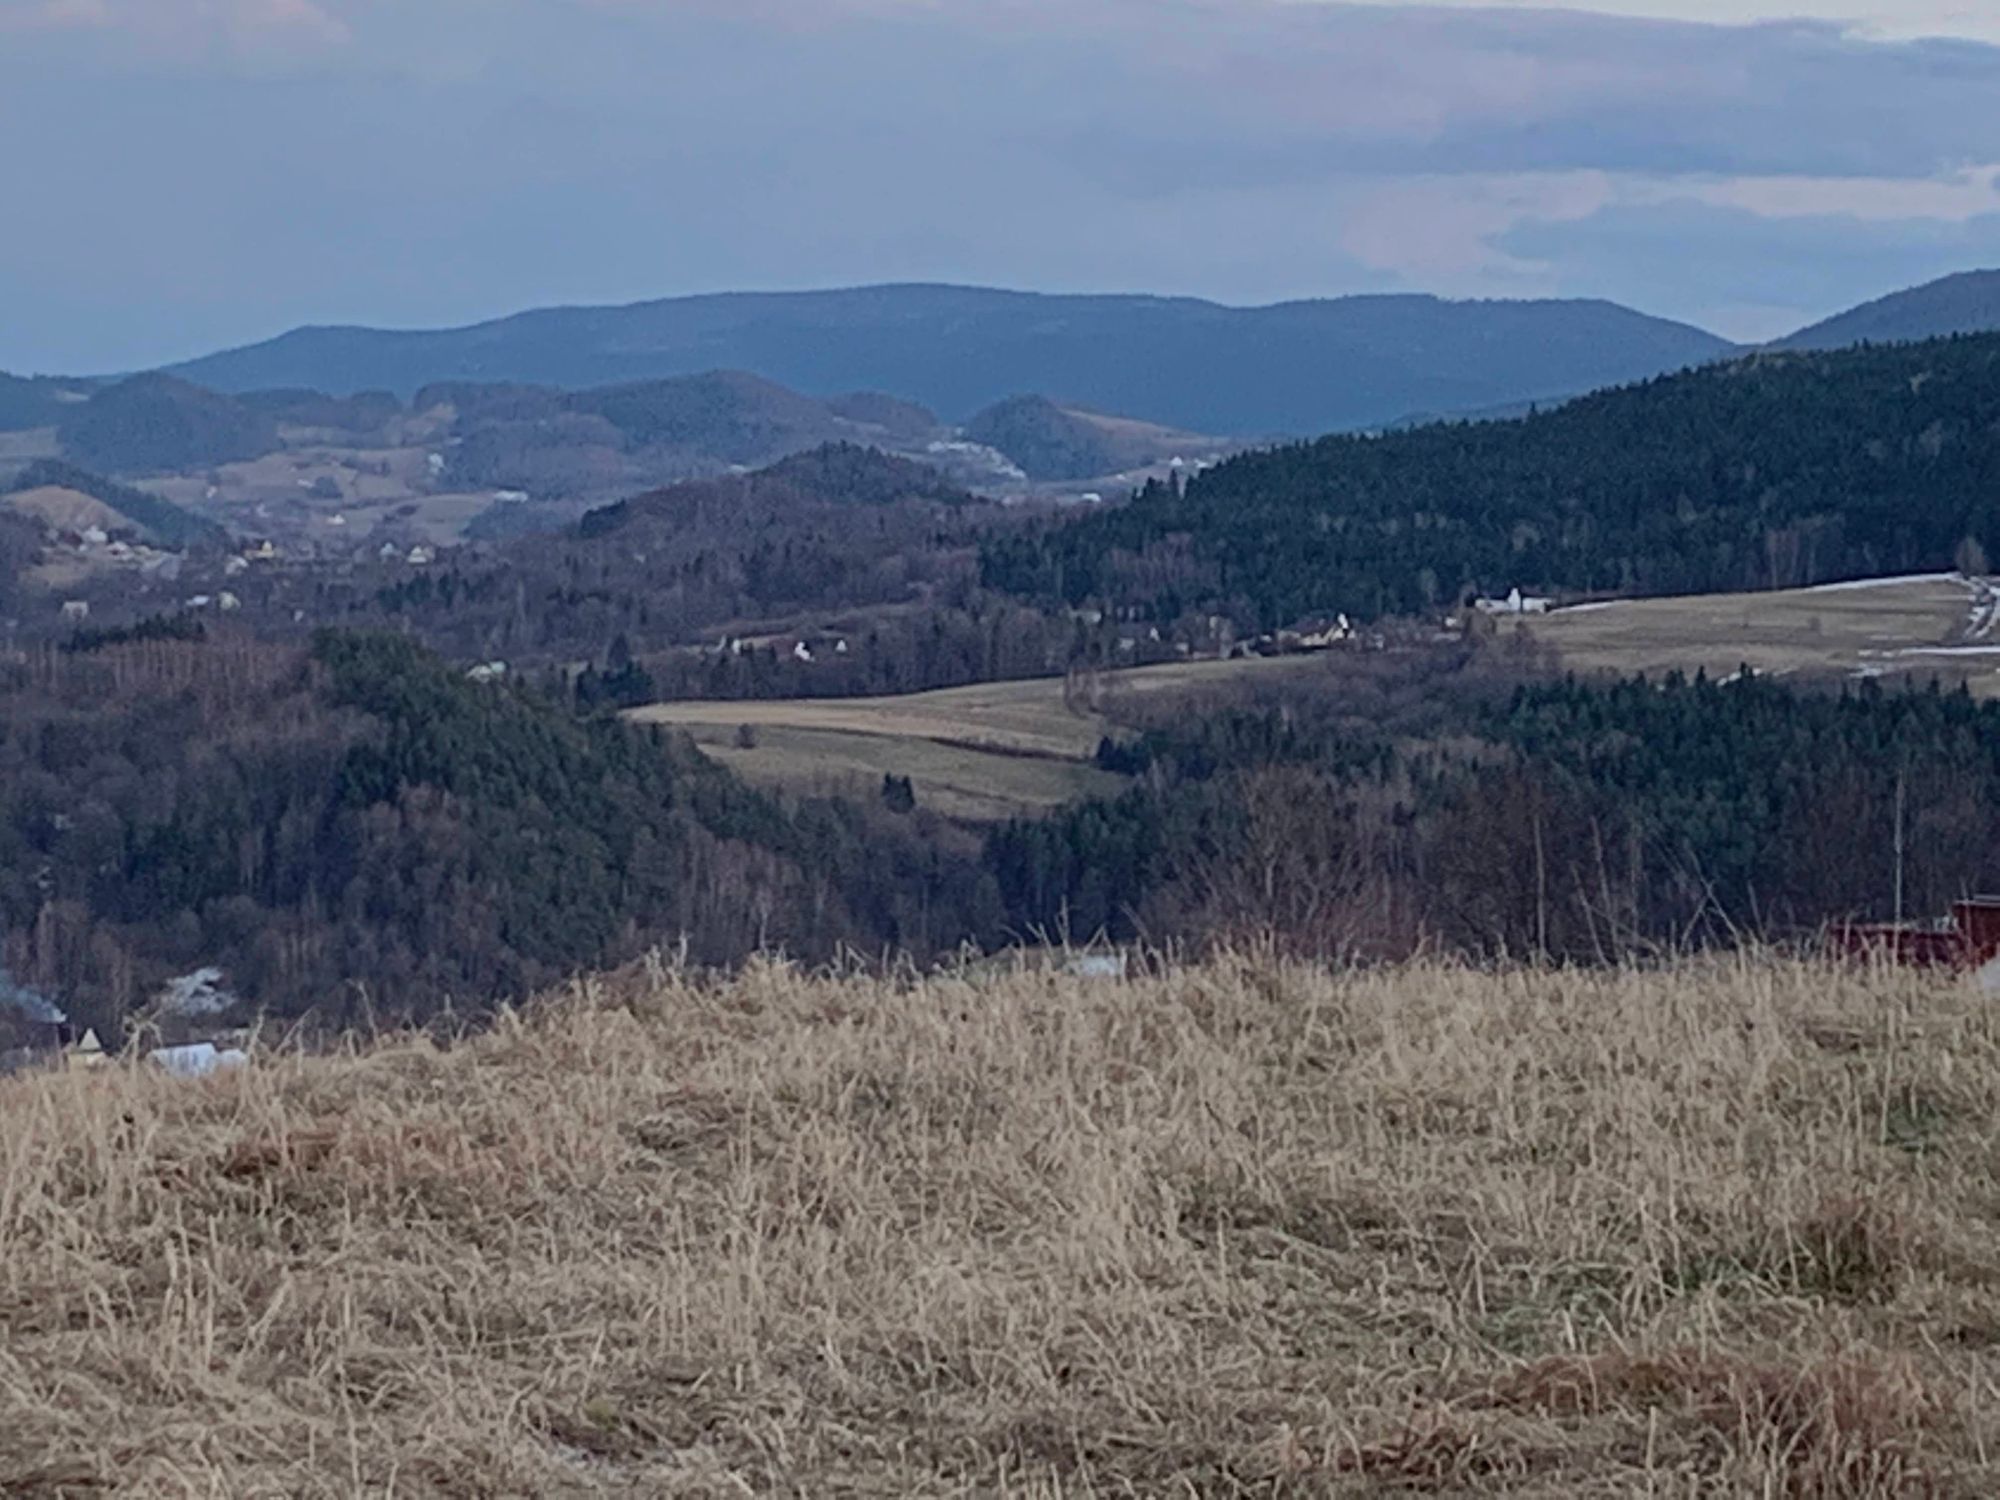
[982,333,2000,629]
[10,623,1995,1041]
[357,447,1097,697]
[0,629,1000,1044]
[990,668,2000,959]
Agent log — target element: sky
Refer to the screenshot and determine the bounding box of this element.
[2,0,1998,373]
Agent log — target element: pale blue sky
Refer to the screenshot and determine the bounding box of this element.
[2,0,1997,372]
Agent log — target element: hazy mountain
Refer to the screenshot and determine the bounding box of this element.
[160,284,1736,437]
[58,374,279,475]
[238,387,405,435]
[821,392,941,443]
[0,373,92,434]
[1776,270,2000,351]
[445,371,929,500]
[964,395,1207,482]
[568,371,851,466]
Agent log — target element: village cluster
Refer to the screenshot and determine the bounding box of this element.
[0,967,250,1081]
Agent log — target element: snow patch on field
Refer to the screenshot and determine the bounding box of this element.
[1803,572,1966,595]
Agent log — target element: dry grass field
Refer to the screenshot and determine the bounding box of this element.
[142,445,500,550]
[1512,574,2000,692]
[629,655,1337,820]
[6,952,2000,1494]
[2,485,132,537]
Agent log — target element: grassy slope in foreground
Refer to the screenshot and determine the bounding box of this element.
[4,954,1995,1493]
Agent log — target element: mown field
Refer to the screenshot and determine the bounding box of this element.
[1514,573,2000,691]
[4,952,1998,1494]
[629,654,1333,820]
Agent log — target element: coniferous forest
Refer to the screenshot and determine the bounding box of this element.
[11,332,2000,1040]
[982,335,2000,628]
[6,622,1991,1043]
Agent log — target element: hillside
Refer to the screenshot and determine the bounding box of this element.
[983,333,2000,629]
[57,373,280,475]
[4,952,1992,1493]
[2,460,227,549]
[964,394,1210,481]
[160,283,1736,436]
[0,630,1002,1042]
[1779,269,2000,351]
[0,372,90,433]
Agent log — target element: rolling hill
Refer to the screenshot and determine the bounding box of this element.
[982,333,2000,629]
[57,374,280,475]
[964,395,1210,482]
[0,372,92,434]
[2,460,226,549]
[159,284,1737,437]
[1776,269,2000,351]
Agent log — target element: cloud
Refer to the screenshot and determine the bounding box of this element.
[1499,196,2000,337]
[3,0,2000,370]
[0,0,349,56]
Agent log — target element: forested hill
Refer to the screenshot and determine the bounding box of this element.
[0,630,997,1043]
[159,284,1733,437]
[981,333,2000,628]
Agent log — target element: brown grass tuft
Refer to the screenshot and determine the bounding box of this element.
[1486,1348,1941,1496]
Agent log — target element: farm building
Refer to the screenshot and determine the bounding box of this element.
[1833,898,2000,973]
[1475,587,1552,617]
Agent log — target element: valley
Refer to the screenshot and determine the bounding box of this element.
[16,8,2000,1493]
[9,275,2000,1043]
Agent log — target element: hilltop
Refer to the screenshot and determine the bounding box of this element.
[56,373,281,475]
[1778,269,2000,352]
[159,283,1736,437]
[0,372,92,433]
[2,951,1991,1493]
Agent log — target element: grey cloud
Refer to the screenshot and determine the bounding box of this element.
[2,0,1998,370]
[1499,198,2000,336]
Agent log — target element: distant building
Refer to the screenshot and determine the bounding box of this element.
[60,600,89,622]
[66,1029,108,1072]
[1475,587,1552,617]
[148,1043,249,1079]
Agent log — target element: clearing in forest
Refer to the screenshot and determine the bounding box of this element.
[1515,572,2000,689]
[627,654,1331,820]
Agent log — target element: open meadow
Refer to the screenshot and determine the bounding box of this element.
[629,654,1334,820]
[4,952,1999,1494]
[1513,573,2000,692]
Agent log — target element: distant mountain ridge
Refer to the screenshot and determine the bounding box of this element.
[160,284,1737,438]
[1775,270,2000,351]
